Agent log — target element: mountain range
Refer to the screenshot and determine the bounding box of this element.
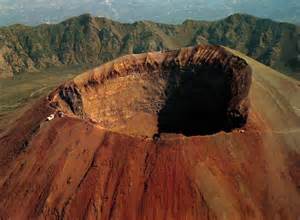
[0,13,299,79]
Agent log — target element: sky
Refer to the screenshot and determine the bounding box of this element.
[0,0,299,26]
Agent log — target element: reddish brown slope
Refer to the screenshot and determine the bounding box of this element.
[0,45,299,220]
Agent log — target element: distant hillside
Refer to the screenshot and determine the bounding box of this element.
[0,13,299,79]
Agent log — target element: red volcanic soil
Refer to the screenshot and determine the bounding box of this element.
[0,45,299,219]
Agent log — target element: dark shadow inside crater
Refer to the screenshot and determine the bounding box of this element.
[158,64,231,136]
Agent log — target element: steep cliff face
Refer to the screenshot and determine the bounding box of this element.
[0,13,299,79]
[0,46,299,220]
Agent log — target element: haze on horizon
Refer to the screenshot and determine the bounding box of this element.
[0,0,299,26]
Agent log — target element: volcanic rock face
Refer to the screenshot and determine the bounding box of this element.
[50,45,252,137]
[1,45,300,220]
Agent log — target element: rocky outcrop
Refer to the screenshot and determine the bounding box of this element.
[49,45,252,136]
[58,85,85,117]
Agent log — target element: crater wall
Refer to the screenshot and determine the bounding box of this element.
[50,45,252,136]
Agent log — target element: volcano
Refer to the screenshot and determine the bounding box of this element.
[0,45,299,219]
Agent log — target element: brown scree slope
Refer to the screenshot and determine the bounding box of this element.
[0,45,299,219]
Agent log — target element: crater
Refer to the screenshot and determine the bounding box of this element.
[49,45,252,137]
